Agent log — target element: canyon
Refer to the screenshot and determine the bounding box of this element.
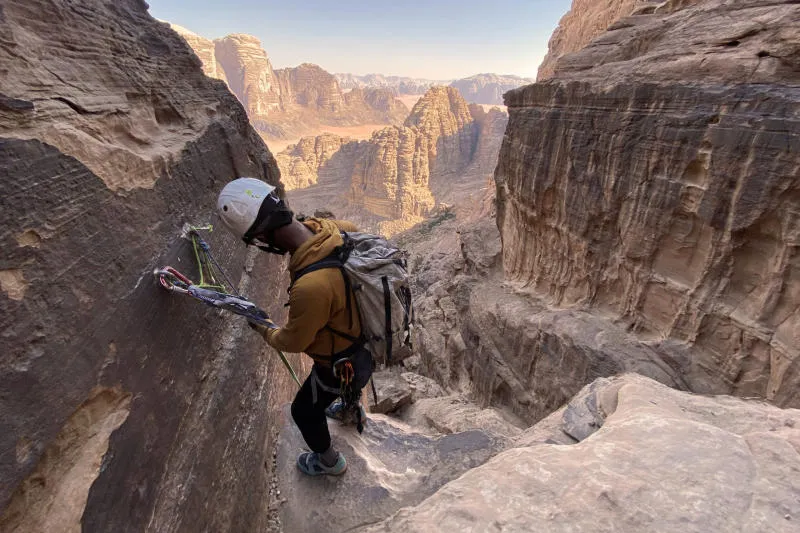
[274,0,798,529]
[497,0,800,406]
[1,0,798,532]
[170,25,408,146]
[172,25,530,154]
[279,87,507,235]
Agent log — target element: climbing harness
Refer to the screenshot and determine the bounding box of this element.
[154,224,301,387]
[334,357,365,433]
[311,355,367,433]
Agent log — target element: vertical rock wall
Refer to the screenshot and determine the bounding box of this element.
[214,33,283,130]
[275,63,345,112]
[170,24,229,84]
[497,0,800,406]
[172,27,409,141]
[536,0,676,81]
[281,87,506,235]
[0,1,295,531]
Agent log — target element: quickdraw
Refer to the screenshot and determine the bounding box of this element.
[333,358,364,433]
[154,225,301,388]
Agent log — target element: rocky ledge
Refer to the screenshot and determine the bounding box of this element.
[274,373,800,532]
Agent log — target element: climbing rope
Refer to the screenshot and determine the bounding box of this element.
[155,225,301,388]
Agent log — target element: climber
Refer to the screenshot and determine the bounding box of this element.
[216,177,369,476]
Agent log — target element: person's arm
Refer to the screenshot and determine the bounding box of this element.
[259,274,332,353]
[333,220,359,232]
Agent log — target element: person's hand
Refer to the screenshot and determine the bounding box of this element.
[248,319,277,338]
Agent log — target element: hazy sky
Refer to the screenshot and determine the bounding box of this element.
[147,0,573,79]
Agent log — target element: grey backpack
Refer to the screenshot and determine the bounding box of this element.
[294,231,414,367]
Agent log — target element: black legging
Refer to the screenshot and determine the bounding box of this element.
[291,364,340,453]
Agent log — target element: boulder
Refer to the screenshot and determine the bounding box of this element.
[399,396,524,440]
[275,408,506,533]
[364,374,800,533]
[369,369,446,415]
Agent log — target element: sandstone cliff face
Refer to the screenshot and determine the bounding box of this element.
[0,2,295,531]
[214,33,283,132]
[404,87,477,196]
[276,133,358,190]
[351,86,410,119]
[404,214,683,426]
[267,2,800,531]
[361,374,800,533]
[550,0,798,85]
[173,29,407,141]
[275,63,344,112]
[169,24,228,84]
[449,73,534,105]
[537,0,672,80]
[349,126,437,225]
[499,0,800,406]
[283,87,507,235]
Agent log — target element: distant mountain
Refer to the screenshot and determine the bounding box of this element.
[449,74,535,105]
[170,25,407,141]
[335,72,535,105]
[281,87,509,235]
[335,73,450,95]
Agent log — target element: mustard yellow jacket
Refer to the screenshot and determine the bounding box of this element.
[262,218,361,364]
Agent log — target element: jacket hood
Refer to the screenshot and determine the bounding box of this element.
[289,218,344,273]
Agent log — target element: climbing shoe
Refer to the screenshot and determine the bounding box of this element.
[325,399,367,426]
[296,451,347,476]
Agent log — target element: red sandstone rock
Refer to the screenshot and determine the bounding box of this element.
[172,27,408,141]
[499,0,800,406]
[0,2,293,531]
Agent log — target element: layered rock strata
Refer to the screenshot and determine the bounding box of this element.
[404,215,684,425]
[449,73,534,105]
[276,133,359,190]
[284,87,507,235]
[402,87,478,200]
[460,106,508,206]
[275,63,344,112]
[170,24,228,84]
[537,0,671,80]
[213,33,282,131]
[363,374,800,532]
[171,27,408,140]
[499,0,800,405]
[0,1,295,531]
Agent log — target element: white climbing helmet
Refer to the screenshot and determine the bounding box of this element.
[216,177,279,242]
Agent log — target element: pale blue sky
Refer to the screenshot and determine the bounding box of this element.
[147,0,573,79]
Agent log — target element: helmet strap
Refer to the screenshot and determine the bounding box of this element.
[252,242,288,255]
[250,230,288,255]
[241,195,294,251]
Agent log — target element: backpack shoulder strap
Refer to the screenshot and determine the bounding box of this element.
[289,250,359,349]
[286,254,343,307]
[292,256,343,285]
